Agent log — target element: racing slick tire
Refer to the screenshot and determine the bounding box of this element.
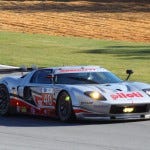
[0,85,10,116]
[57,91,75,122]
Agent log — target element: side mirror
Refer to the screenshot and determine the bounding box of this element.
[126,70,133,75]
[126,69,134,80]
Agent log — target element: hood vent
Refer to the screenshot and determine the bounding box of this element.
[116,89,122,91]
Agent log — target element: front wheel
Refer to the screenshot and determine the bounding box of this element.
[0,85,10,116]
[57,91,75,122]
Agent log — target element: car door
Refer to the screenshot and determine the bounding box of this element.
[20,69,55,109]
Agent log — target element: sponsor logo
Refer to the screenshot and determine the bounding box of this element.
[21,107,27,113]
[42,88,53,93]
[111,92,143,100]
[59,68,96,73]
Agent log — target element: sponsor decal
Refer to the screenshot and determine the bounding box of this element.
[111,92,143,100]
[42,88,53,93]
[21,107,27,113]
[58,68,96,73]
[81,101,93,105]
[42,94,53,105]
[33,94,53,107]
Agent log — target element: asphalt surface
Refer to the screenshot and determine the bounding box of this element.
[0,116,150,150]
[0,65,150,150]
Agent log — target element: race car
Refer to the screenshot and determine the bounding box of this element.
[0,66,150,121]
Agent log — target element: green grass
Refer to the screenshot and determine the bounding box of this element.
[0,31,150,83]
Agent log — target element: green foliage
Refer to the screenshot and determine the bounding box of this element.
[0,31,149,82]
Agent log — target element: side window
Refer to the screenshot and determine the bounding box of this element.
[30,70,52,84]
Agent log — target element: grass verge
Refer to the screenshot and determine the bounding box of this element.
[0,31,149,83]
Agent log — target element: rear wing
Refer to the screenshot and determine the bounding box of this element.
[0,66,39,74]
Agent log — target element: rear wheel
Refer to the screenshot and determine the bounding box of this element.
[57,91,75,122]
[0,85,10,116]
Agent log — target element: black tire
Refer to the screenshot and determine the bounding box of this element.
[0,85,10,116]
[57,91,75,122]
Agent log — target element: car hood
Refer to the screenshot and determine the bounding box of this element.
[66,82,150,104]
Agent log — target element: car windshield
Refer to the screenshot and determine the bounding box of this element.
[55,72,122,84]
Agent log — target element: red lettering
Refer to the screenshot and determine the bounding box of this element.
[119,93,127,98]
[133,92,143,97]
[111,92,143,100]
[111,95,118,100]
[126,93,134,98]
[59,68,96,73]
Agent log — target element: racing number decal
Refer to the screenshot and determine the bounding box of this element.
[34,93,53,107]
[32,87,54,107]
[42,93,53,106]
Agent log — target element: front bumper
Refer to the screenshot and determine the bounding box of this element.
[74,104,150,121]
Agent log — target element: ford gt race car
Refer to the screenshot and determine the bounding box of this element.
[0,66,150,121]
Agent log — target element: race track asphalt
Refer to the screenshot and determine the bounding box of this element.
[0,116,150,150]
[0,65,150,150]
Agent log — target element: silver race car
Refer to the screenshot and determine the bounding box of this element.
[0,66,150,121]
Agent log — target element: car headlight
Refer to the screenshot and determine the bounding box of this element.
[143,89,150,96]
[84,91,106,100]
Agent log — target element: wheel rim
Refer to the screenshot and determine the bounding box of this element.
[58,92,72,120]
[0,87,9,114]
